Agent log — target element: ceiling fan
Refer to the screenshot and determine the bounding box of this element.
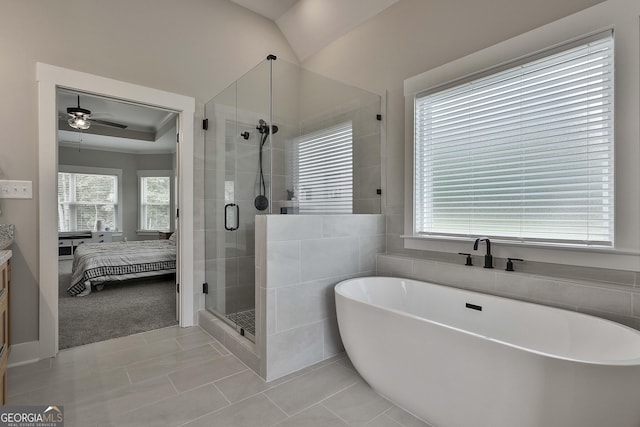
[65,95,128,130]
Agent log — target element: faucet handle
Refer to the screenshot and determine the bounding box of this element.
[505,258,524,272]
[458,253,473,266]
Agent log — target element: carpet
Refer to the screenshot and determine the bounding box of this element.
[58,260,178,350]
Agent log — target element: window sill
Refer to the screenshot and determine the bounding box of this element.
[402,235,640,271]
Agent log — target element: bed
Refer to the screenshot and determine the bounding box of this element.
[67,237,176,297]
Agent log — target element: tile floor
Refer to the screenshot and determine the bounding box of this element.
[7,325,432,427]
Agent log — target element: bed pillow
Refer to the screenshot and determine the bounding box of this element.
[168,232,177,244]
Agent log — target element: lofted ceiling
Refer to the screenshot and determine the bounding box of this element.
[230,0,299,21]
[230,0,400,60]
[57,89,178,154]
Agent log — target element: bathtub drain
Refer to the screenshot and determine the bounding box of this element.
[465,303,483,311]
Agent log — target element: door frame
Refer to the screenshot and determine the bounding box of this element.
[37,63,195,359]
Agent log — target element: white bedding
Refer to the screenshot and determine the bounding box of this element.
[67,239,176,296]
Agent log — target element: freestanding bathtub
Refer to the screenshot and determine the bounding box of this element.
[335,276,640,427]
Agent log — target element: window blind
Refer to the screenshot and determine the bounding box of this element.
[414,32,614,245]
[58,172,118,232]
[298,122,353,214]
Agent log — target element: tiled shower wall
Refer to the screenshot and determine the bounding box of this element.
[377,253,640,331]
[256,214,385,381]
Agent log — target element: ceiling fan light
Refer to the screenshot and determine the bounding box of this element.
[68,116,90,130]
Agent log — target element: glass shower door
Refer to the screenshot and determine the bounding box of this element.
[204,59,271,341]
[203,80,242,337]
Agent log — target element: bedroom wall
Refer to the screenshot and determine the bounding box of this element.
[58,147,175,241]
[0,0,298,346]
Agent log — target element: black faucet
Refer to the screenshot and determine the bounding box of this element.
[473,237,493,269]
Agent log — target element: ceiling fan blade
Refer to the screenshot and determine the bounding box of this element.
[90,119,128,129]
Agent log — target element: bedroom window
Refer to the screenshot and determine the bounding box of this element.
[58,168,121,232]
[413,31,614,246]
[138,171,172,231]
[296,121,353,214]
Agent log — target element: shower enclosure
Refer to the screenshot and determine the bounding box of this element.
[203,55,382,342]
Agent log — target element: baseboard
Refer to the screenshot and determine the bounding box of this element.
[8,340,42,367]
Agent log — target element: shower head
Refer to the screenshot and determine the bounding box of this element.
[257,119,278,135]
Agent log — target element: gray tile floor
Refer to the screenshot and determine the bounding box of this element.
[7,326,432,427]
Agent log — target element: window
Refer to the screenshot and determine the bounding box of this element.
[138,171,173,231]
[414,32,614,246]
[297,122,353,214]
[58,167,121,232]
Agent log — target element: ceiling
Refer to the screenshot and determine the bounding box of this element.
[230,0,299,21]
[230,0,400,60]
[56,0,398,151]
[57,89,178,154]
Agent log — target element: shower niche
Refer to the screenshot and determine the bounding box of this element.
[203,55,382,345]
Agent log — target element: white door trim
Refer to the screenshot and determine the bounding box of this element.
[36,63,195,360]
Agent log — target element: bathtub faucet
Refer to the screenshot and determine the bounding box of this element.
[473,238,493,269]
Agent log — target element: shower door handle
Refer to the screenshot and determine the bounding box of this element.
[224,203,239,231]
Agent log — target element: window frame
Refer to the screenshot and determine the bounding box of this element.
[58,165,123,232]
[137,170,175,232]
[402,24,640,270]
[412,31,614,247]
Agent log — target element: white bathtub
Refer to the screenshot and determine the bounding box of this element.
[335,276,640,427]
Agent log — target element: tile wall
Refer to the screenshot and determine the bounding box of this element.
[256,214,385,381]
[377,253,640,330]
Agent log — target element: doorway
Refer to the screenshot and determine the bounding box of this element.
[56,89,180,349]
[37,63,195,361]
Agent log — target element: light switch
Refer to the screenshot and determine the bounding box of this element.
[0,180,33,199]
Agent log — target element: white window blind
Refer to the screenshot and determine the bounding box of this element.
[140,176,171,230]
[58,172,118,232]
[297,122,353,214]
[414,32,614,246]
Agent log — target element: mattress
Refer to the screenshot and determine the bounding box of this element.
[67,239,176,296]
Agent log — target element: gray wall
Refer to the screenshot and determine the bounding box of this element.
[297,0,640,326]
[377,254,640,330]
[0,0,297,345]
[0,0,606,346]
[256,214,385,381]
[58,147,175,241]
[302,0,606,253]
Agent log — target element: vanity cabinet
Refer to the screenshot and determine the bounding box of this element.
[0,257,10,404]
